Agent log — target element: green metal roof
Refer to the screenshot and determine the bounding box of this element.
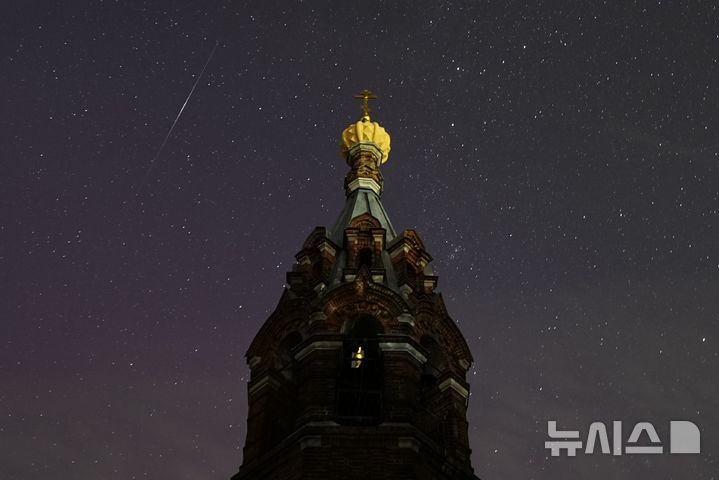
[328,188,397,244]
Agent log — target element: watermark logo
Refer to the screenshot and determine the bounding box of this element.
[545,420,701,456]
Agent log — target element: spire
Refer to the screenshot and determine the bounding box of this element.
[331,91,396,243]
[234,90,479,480]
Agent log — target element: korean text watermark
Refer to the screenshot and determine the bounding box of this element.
[545,420,701,456]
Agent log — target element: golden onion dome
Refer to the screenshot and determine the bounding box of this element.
[340,119,391,164]
[340,89,391,164]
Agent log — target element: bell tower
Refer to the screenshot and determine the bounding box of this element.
[231,92,480,480]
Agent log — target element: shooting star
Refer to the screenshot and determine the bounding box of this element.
[136,40,220,194]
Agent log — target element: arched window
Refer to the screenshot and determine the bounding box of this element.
[419,336,448,443]
[266,331,303,447]
[312,260,323,279]
[276,331,303,381]
[357,247,373,270]
[420,336,447,386]
[337,315,383,424]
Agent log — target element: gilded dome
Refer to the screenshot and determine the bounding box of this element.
[340,119,391,164]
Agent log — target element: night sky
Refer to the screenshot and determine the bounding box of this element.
[3,1,718,479]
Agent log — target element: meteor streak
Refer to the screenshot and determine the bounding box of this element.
[136,40,219,193]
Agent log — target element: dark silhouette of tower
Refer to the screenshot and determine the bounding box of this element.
[231,92,481,480]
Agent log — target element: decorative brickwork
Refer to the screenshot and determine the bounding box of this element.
[344,148,384,193]
[231,111,480,479]
[233,216,480,479]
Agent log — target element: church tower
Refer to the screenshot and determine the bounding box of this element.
[231,91,480,480]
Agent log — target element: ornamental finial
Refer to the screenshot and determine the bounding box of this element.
[353,89,377,122]
[340,91,391,181]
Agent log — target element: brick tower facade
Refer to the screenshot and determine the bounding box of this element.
[231,92,480,480]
